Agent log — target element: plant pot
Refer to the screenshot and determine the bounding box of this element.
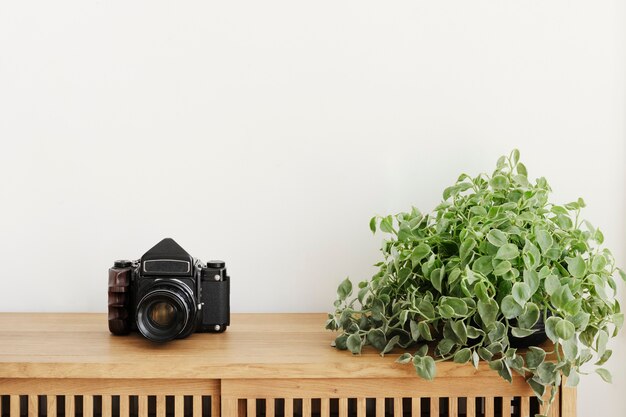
[508,314,549,348]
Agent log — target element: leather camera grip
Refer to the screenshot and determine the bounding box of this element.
[108,267,132,335]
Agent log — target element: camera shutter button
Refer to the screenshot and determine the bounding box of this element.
[114,260,132,268]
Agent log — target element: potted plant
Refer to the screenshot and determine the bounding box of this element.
[327,150,624,416]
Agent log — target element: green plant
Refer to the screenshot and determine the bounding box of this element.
[327,150,624,416]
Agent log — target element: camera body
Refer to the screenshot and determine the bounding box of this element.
[108,238,230,342]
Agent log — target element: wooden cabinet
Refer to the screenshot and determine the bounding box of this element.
[0,314,574,417]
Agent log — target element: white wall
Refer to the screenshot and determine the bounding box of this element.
[1,1,624,415]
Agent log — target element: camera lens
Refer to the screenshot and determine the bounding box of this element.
[149,302,176,327]
[135,281,197,342]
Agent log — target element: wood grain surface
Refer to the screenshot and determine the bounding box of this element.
[0,313,548,381]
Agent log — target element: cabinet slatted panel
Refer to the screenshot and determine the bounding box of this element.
[0,380,219,417]
[220,379,565,417]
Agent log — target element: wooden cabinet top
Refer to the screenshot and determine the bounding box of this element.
[0,313,517,380]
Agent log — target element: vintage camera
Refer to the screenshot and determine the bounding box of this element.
[108,238,230,342]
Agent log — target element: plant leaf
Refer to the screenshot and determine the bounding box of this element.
[410,320,419,341]
[346,333,362,354]
[523,269,540,295]
[501,295,523,319]
[596,329,608,356]
[473,256,494,275]
[474,282,489,303]
[490,175,509,190]
[431,267,444,293]
[410,243,431,267]
[517,302,540,329]
[460,238,477,261]
[493,260,512,276]
[537,362,557,384]
[451,320,468,344]
[511,149,520,165]
[595,349,613,366]
[379,215,394,233]
[366,329,386,351]
[555,319,575,340]
[369,217,377,233]
[511,327,536,338]
[595,368,612,383]
[591,254,607,272]
[535,229,553,253]
[545,316,561,343]
[453,348,471,364]
[418,321,433,341]
[472,350,480,368]
[567,255,587,279]
[334,334,348,350]
[512,282,531,306]
[396,352,412,364]
[525,346,546,369]
[495,243,519,260]
[337,278,352,300]
[381,335,400,355]
[478,299,499,328]
[415,356,437,380]
[436,338,455,356]
[544,275,561,296]
[486,229,508,247]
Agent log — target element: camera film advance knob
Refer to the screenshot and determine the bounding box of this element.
[207,260,225,268]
